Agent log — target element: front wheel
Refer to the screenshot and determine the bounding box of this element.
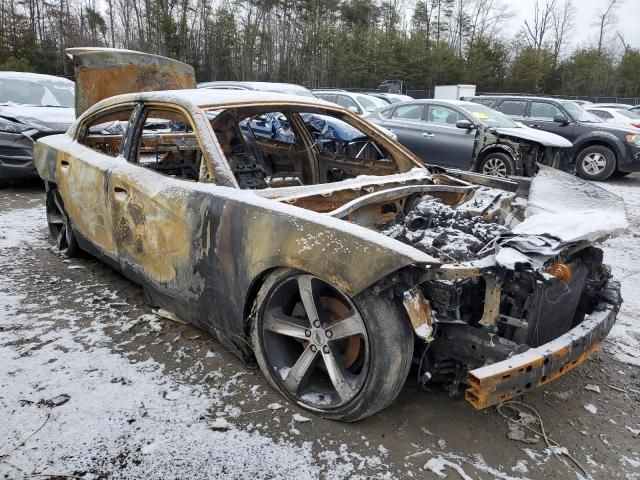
[250,269,413,422]
[478,152,516,177]
[576,146,616,181]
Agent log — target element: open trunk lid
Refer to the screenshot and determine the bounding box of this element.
[67,48,196,116]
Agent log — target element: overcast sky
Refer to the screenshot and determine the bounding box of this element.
[509,0,639,52]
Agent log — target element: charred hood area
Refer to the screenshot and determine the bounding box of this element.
[380,195,509,262]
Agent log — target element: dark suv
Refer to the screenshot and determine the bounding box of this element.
[471,95,640,180]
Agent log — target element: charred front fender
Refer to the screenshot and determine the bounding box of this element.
[214,187,440,299]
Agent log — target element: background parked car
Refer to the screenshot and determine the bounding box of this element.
[365,99,572,178]
[199,81,397,142]
[367,92,414,104]
[586,106,640,130]
[313,89,388,115]
[0,72,75,180]
[472,95,640,180]
[592,103,634,109]
[198,81,316,98]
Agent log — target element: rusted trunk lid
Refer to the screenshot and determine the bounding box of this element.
[66,48,196,116]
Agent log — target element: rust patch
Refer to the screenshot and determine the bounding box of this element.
[478,274,501,328]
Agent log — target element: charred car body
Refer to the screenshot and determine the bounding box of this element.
[366,99,574,178]
[34,48,625,421]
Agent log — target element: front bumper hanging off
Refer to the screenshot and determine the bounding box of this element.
[465,280,621,409]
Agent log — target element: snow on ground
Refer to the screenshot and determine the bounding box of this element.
[0,208,322,479]
[599,178,640,367]
[0,206,46,249]
[1,174,639,479]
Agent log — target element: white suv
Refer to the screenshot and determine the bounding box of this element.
[313,90,388,115]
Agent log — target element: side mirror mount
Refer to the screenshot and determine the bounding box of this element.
[348,105,360,114]
[456,119,476,130]
[553,115,570,125]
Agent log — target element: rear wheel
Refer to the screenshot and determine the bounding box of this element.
[46,188,79,257]
[576,146,616,181]
[479,152,516,177]
[250,269,413,422]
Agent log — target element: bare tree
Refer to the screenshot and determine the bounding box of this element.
[551,0,575,62]
[595,0,622,54]
[521,0,556,51]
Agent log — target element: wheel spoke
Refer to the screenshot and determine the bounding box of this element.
[322,345,357,402]
[264,307,309,339]
[283,345,318,394]
[328,312,365,341]
[297,275,321,324]
[53,191,65,215]
[56,225,67,250]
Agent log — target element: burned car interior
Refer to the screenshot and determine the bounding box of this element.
[208,106,398,189]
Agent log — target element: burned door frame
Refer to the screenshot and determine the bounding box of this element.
[58,102,139,260]
[108,101,209,286]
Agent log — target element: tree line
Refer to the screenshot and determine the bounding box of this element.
[0,0,639,98]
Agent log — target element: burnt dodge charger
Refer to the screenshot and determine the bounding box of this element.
[34,48,625,421]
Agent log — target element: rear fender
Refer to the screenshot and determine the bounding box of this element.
[33,134,73,183]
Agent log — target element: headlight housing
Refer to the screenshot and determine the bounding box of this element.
[627,134,640,147]
[0,118,31,133]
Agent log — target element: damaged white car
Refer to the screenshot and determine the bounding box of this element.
[33,48,625,421]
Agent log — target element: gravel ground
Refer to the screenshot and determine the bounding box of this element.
[0,177,639,480]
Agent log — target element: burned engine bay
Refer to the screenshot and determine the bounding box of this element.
[271,167,622,404]
[380,194,509,262]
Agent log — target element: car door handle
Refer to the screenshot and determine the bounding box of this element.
[60,159,70,167]
[421,132,434,138]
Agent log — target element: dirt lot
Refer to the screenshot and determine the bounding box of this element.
[1,177,639,480]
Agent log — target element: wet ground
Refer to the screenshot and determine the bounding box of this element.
[0,178,639,480]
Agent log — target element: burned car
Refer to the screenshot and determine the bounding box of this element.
[366,99,574,178]
[34,49,624,421]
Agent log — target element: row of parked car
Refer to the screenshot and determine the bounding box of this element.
[1,72,639,182]
[199,81,640,182]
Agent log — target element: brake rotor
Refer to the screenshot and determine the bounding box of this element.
[320,297,362,369]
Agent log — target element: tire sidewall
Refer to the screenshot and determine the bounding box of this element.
[479,151,516,177]
[576,146,616,181]
[46,188,80,257]
[250,268,414,422]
